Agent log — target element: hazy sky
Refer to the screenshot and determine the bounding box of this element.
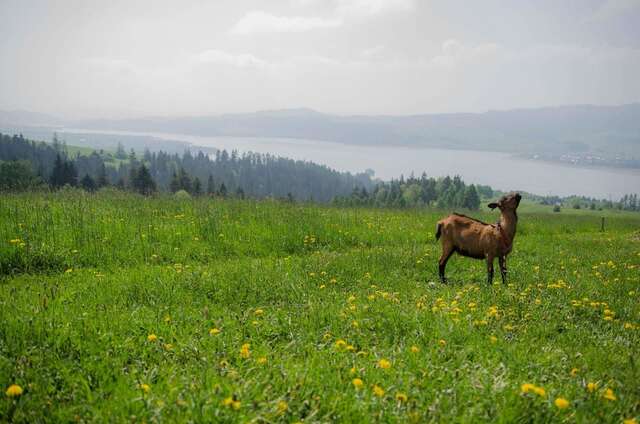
[1,0,640,118]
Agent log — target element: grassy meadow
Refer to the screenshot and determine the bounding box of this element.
[1,190,639,422]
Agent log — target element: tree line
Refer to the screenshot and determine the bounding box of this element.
[332,174,489,210]
[0,133,373,201]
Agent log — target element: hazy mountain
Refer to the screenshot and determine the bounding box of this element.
[3,104,639,157]
[0,110,63,127]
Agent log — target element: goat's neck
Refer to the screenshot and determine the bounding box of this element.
[498,210,518,241]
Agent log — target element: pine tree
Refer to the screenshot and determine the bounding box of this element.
[218,182,227,197]
[169,171,180,193]
[97,163,109,187]
[193,177,202,196]
[207,174,215,195]
[132,165,156,195]
[81,174,97,192]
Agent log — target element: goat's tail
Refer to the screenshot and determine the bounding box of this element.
[435,222,442,241]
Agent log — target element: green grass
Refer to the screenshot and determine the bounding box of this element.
[1,190,639,423]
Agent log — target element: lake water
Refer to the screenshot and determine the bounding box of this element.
[60,128,640,200]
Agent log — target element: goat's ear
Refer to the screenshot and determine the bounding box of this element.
[487,202,499,210]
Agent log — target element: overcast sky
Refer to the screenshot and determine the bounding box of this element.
[1,0,640,118]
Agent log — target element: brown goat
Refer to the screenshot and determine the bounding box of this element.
[435,192,522,284]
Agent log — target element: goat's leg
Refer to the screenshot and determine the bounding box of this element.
[486,254,495,284]
[438,245,454,284]
[499,256,507,284]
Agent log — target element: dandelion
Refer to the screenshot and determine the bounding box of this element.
[489,335,498,344]
[277,400,288,414]
[587,382,598,392]
[521,383,535,394]
[602,388,616,401]
[335,339,347,349]
[623,418,637,424]
[147,334,158,342]
[570,368,579,376]
[209,327,221,336]
[257,356,268,365]
[377,359,391,369]
[373,385,385,397]
[5,384,23,397]
[65,268,73,273]
[438,339,446,347]
[410,345,420,353]
[554,398,570,409]
[254,309,264,316]
[352,378,364,389]
[140,383,151,393]
[222,396,241,410]
[395,392,408,402]
[240,343,251,359]
[533,386,546,397]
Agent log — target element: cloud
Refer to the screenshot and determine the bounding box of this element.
[195,49,267,69]
[430,39,500,68]
[231,0,414,35]
[230,10,341,35]
[335,0,414,18]
[586,0,640,23]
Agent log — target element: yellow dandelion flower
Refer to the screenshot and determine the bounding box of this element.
[147,334,158,342]
[352,378,364,389]
[438,339,446,347]
[521,383,535,394]
[240,343,251,359]
[377,359,391,369]
[533,386,546,397]
[410,345,420,353]
[257,356,268,365]
[222,396,234,406]
[335,339,347,349]
[489,335,498,344]
[395,392,408,402]
[209,327,221,336]
[623,418,637,424]
[254,309,264,316]
[554,397,570,409]
[570,368,579,376]
[373,385,385,397]
[5,384,23,397]
[587,382,598,392]
[603,388,616,401]
[276,400,288,414]
[140,383,151,393]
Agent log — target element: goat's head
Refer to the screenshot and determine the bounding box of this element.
[488,192,522,212]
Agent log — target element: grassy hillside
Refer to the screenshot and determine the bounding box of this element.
[1,191,638,422]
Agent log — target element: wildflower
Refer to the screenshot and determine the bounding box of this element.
[489,335,498,344]
[163,343,173,350]
[570,368,579,376]
[587,382,598,392]
[257,356,268,365]
[554,398,570,409]
[603,388,616,401]
[240,343,251,359]
[410,345,420,353]
[438,339,446,347]
[335,339,347,349]
[623,418,637,424]
[254,309,264,316]
[352,378,364,389]
[5,384,23,397]
[377,359,391,369]
[373,385,385,397]
[209,327,221,336]
[164,315,171,323]
[521,383,535,394]
[222,396,241,410]
[140,383,151,393]
[395,392,408,402]
[65,268,73,273]
[277,400,288,414]
[533,386,546,397]
[147,334,158,342]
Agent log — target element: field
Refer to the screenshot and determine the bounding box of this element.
[1,190,639,423]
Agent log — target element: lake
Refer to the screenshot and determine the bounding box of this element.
[60,128,640,200]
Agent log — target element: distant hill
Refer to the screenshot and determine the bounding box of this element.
[2,104,639,157]
[0,110,63,127]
